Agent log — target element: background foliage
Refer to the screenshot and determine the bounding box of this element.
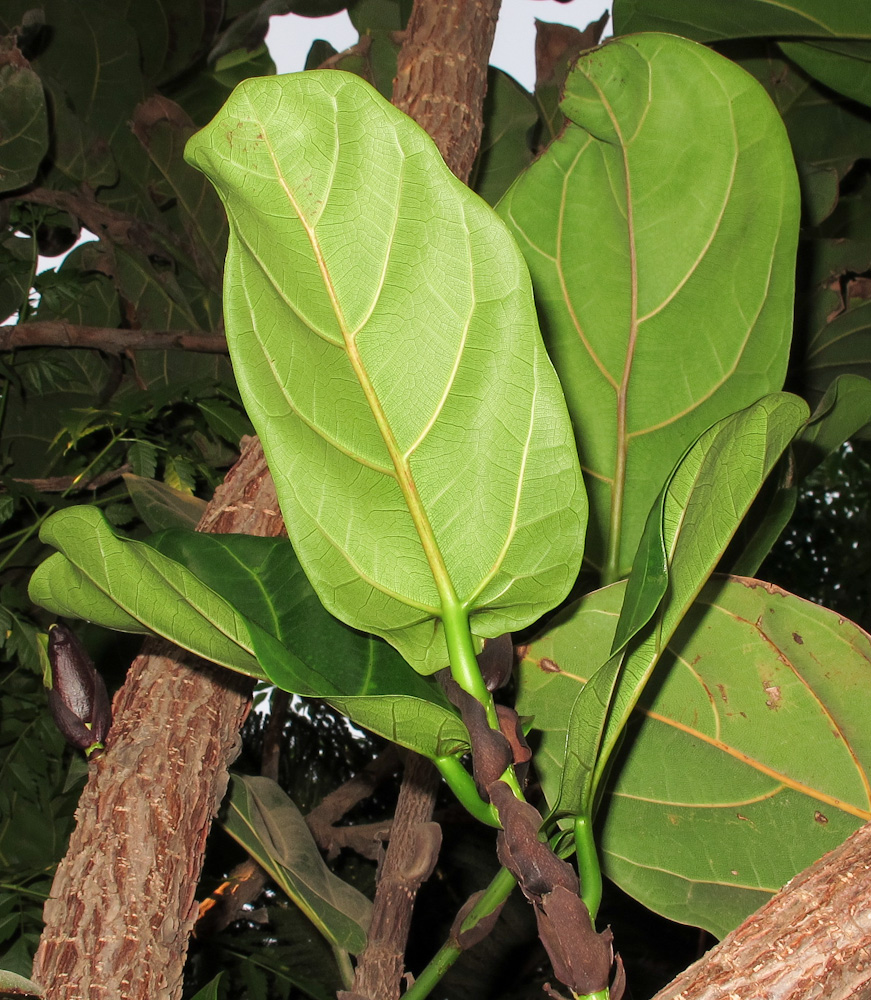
[2,0,871,997]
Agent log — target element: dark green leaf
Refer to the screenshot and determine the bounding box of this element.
[224,775,371,955]
[0,60,48,193]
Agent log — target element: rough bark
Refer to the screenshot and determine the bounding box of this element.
[652,820,871,1000]
[33,438,285,999]
[392,0,500,184]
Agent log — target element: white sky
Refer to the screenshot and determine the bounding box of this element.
[266,0,612,90]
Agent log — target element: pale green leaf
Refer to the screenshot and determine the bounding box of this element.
[499,33,800,582]
[28,507,265,677]
[184,70,586,674]
[518,575,871,937]
[123,473,207,531]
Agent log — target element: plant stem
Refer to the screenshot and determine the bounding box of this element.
[433,755,499,827]
[573,814,602,921]
[403,866,517,1000]
[332,945,354,991]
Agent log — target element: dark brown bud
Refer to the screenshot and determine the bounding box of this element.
[47,624,111,756]
[477,633,514,691]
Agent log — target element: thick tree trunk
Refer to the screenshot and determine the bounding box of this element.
[652,819,871,1000]
[33,439,285,999]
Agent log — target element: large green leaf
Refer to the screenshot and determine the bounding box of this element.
[28,510,468,758]
[184,70,586,674]
[499,34,799,582]
[223,775,371,955]
[28,507,266,676]
[613,0,871,40]
[518,575,871,937]
[553,394,808,820]
[793,375,871,479]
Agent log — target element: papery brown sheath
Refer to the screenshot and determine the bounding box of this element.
[47,623,112,756]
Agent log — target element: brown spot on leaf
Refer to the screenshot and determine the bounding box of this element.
[540,658,561,674]
[737,813,748,821]
[716,684,728,703]
[764,683,781,710]
[815,811,829,824]
[792,632,804,644]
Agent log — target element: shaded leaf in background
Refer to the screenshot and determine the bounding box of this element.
[470,68,537,207]
[613,0,871,41]
[0,58,48,194]
[805,298,871,405]
[780,40,871,109]
[518,574,871,937]
[792,375,871,479]
[223,775,371,955]
[123,473,206,531]
[185,70,586,674]
[499,34,799,582]
[721,42,871,227]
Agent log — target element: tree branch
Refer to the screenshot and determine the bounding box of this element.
[0,322,227,354]
[652,820,871,1000]
[33,438,285,1000]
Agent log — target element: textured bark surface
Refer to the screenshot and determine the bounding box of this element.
[653,820,871,1000]
[34,437,284,999]
[392,0,501,184]
[347,754,443,1000]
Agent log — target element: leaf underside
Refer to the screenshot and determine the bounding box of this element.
[184,70,586,673]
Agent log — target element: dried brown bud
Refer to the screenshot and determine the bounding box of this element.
[47,624,111,755]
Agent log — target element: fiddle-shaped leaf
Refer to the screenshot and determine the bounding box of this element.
[184,70,586,675]
[518,574,871,937]
[499,33,800,582]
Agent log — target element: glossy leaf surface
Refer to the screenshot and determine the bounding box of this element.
[613,0,871,40]
[184,70,586,673]
[518,575,871,937]
[780,40,871,109]
[499,34,799,580]
[224,775,371,954]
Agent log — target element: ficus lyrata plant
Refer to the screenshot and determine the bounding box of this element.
[29,29,871,1000]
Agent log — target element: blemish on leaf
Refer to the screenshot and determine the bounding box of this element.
[792,632,803,644]
[736,813,748,821]
[763,682,781,710]
[668,815,679,826]
[716,683,728,703]
[814,811,828,824]
[539,658,561,674]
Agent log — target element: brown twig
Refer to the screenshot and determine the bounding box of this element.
[0,321,227,354]
[4,464,131,493]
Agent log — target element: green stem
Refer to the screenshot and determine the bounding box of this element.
[573,990,609,1000]
[433,755,500,827]
[403,866,517,1000]
[573,814,602,922]
[332,945,354,991]
[441,602,523,799]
